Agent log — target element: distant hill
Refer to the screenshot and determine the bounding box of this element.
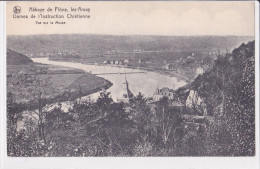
[7,35,254,58]
[7,49,33,65]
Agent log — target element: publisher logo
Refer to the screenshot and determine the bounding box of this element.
[13,6,21,14]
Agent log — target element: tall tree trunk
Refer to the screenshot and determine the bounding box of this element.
[38,92,47,145]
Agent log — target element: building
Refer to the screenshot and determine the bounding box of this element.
[153,86,174,101]
[196,67,205,76]
[115,60,119,65]
[186,55,195,63]
[164,63,174,70]
[124,59,130,64]
[103,60,110,64]
[117,77,134,103]
[119,60,124,65]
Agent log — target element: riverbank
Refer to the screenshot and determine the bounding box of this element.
[49,58,190,83]
[13,75,113,112]
[8,62,113,111]
[32,58,187,101]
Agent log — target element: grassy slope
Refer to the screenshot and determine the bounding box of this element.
[7,50,112,104]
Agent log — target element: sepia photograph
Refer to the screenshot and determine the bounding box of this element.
[4,0,257,161]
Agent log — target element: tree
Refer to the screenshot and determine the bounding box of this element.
[154,97,183,146]
[202,41,255,156]
[9,67,57,145]
[131,93,154,140]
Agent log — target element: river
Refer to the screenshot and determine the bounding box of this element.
[18,58,187,129]
[32,58,187,101]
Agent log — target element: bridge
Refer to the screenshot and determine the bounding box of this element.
[93,72,146,75]
[22,71,147,75]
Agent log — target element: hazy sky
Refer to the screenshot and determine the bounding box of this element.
[7,1,255,36]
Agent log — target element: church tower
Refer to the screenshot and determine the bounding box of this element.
[117,76,133,103]
[122,77,129,90]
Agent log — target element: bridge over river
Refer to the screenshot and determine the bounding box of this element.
[93,71,146,75]
[32,57,187,101]
[32,71,147,75]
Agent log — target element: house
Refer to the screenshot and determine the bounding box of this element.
[177,58,183,63]
[117,77,134,103]
[196,67,205,76]
[110,60,115,64]
[153,87,174,101]
[115,60,119,65]
[164,63,174,70]
[124,59,130,64]
[103,60,110,64]
[186,55,195,63]
[119,60,124,65]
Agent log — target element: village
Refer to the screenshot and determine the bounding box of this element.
[100,51,217,80]
[23,49,220,82]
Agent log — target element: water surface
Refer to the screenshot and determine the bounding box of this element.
[32,58,187,101]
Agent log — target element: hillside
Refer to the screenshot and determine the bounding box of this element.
[175,40,255,155]
[183,41,254,114]
[7,49,33,65]
[7,50,113,105]
[7,35,254,58]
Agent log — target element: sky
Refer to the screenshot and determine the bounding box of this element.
[6,1,255,36]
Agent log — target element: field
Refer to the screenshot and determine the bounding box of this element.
[7,63,112,104]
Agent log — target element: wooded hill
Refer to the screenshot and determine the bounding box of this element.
[7,49,33,65]
[175,40,255,155]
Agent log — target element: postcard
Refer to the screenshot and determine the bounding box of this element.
[1,1,259,169]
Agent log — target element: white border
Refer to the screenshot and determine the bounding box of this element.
[254,0,259,165]
[0,1,6,169]
[1,1,259,169]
